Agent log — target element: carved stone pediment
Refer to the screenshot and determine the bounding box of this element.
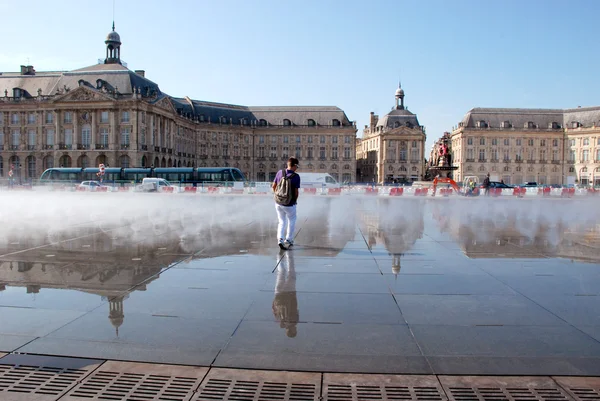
[153,96,177,114]
[53,86,115,103]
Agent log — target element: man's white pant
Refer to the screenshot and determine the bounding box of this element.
[275,204,297,241]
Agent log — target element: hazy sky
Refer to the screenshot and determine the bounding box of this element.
[1,0,598,151]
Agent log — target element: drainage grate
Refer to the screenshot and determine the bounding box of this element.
[323,373,446,401]
[194,368,320,401]
[63,361,208,401]
[0,354,101,400]
[553,377,600,401]
[440,376,573,401]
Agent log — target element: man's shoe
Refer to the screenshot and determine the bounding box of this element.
[284,239,294,248]
[278,239,287,250]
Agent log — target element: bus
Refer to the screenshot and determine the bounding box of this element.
[39,167,246,186]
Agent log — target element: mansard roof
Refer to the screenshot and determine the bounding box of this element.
[460,106,600,129]
[376,107,421,129]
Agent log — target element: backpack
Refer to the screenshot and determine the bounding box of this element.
[274,171,296,206]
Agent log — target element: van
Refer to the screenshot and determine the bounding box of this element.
[136,178,176,192]
[297,173,340,189]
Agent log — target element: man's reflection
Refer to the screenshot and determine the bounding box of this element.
[272,251,298,338]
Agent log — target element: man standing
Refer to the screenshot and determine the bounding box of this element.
[483,173,491,196]
[272,158,301,250]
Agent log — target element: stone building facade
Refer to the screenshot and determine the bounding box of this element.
[356,85,426,184]
[0,26,356,182]
[450,107,600,186]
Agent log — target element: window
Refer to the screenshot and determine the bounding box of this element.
[307,147,313,158]
[540,139,546,147]
[320,135,325,144]
[45,112,53,124]
[411,149,419,161]
[120,155,130,168]
[480,137,485,145]
[569,166,575,173]
[540,149,546,161]
[344,147,351,159]
[553,139,558,147]
[283,136,289,144]
[27,156,36,178]
[259,119,267,126]
[121,127,130,147]
[141,128,146,145]
[479,149,485,161]
[81,125,91,147]
[65,129,73,146]
[516,138,522,146]
[28,130,36,148]
[491,138,497,146]
[282,146,289,158]
[101,111,109,123]
[320,147,326,159]
[503,149,510,161]
[295,146,301,158]
[569,150,575,162]
[528,149,535,160]
[307,136,313,143]
[11,113,19,124]
[308,119,316,126]
[552,150,559,161]
[412,141,417,148]
[270,147,277,158]
[100,128,109,147]
[515,150,522,161]
[344,136,351,144]
[583,138,590,146]
[332,147,338,159]
[569,139,575,147]
[491,148,498,160]
[46,129,54,146]
[28,113,36,124]
[223,145,229,157]
[11,130,20,147]
[283,119,291,126]
[259,147,265,157]
[332,119,340,126]
[528,139,534,146]
[296,136,301,143]
[259,136,264,144]
[400,149,407,161]
[503,138,509,146]
[467,148,474,160]
[0,113,3,125]
[467,137,473,145]
[583,150,589,161]
[271,135,277,144]
[596,149,600,161]
[332,136,338,144]
[64,112,72,124]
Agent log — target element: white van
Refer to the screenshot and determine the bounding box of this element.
[135,178,177,192]
[297,173,340,189]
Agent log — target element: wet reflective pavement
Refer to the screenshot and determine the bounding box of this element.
[1,194,600,375]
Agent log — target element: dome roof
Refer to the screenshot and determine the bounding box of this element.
[395,87,404,97]
[106,30,121,43]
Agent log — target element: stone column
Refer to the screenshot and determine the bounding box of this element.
[110,110,116,149]
[91,111,97,150]
[73,111,79,149]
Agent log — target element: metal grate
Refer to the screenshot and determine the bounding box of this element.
[194,368,320,401]
[553,377,600,401]
[63,361,208,401]
[323,374,446,401]
[440,376,573,401]
[0,354,101,400]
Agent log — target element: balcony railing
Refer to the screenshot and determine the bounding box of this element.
[167,149,172,154]
[269,157,278,161]
[244,156,251,160]
[44,145,54,150]
[478,159,486,163]
[199,155,208,159]
[233,156,241,160]
[140,145,148,151]
[121,144,130,150]
[27,145,35,150]
[10,145,19,150]
[526,160,536,164]
[77,144,90,150]
[96,144,109,150]
[154,146,160,152]
[256,157,265,161]
[551,160,560,164]
[515,159,523,163]
[539,160,547,164]
[0,145,4,150]
[490,159,499,163]
[465,159,475,162]
[177,152,182,157]
[161,147,166,153]
[59,143,72,150]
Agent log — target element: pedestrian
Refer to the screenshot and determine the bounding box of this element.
[483,173,491,196]
[272,157,301,250]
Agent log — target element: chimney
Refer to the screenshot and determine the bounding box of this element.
[135,70,145,78]
[20,65,35,75]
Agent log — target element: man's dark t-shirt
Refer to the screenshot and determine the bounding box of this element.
[273,169,301,206]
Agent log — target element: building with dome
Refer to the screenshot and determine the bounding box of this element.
[0,24,357,182]
[356,84,426,183]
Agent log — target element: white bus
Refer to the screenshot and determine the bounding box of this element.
[297,173,340,189]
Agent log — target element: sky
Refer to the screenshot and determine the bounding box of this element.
[1,0,599,152]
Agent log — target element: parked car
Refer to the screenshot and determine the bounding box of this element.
[480,181,513,189]
[135,178,178,192]
[77,181,105,191]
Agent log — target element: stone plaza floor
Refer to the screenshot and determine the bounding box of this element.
[0,193,600,399]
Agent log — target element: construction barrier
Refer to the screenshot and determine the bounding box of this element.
[184,187,197,193]
[439,188,452,197]
[414,188,429,196]
[561,188,575,198]
[328,188,342,195]
[365,187,378,195]
[389,187,404,196]
[303,188,317,195]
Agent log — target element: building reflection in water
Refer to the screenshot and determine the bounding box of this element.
[272,251,298,338]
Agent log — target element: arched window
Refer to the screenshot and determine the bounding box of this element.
[569,166,575,173]
[467,165,473,172]
[583,138,590,146]
[319,164,325,169]
[141,156,147,167]
[0,156,3,177]
[177,160,182,167]
[81,124,91,148]
[504,166,510,172]
[283,119,291,126]
[502,121,511,128]
[582,167,588,173]
[332,164,338,170]
[77,155,89,168]
[394,121,400,128]
[59,155,71,168]
[161,157,166,167]
[307,119,316,126]
[479,165,485,172]
[259,119,267,126]
[344,164,350,170]
[405,122,413,128]
[167,158,172,167]
[96,155,107,167]
[26,156,36,178]
[412,166,417,172]
[332,119,340,126]
[516,166,522,172]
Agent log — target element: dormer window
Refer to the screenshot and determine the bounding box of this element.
[259,119,267,126]
[332,119,340,126]
[501,121,511,128]
[199,114,205,122]
[526,121,535,129]
[572,121,580,128]
[394,121,400,128]
[220,116,227,124]
[283,119,291,126]
[406,122,413,128]
[307,119,316,126]
[477,120,488,128]
[549,122,560,129]
[13,88,21,99]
